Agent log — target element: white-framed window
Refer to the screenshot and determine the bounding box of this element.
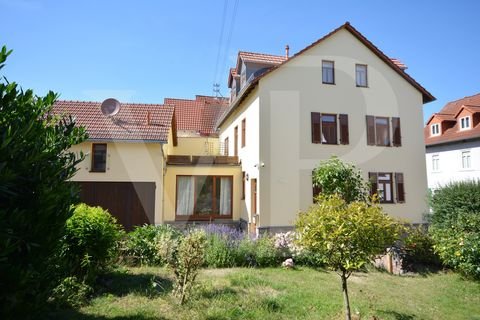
[322,60,335,84]
[431,123,440,136]
[432,154,439,171]
[355,64,368,87]
[460,116,471,130]
[461,150,471,169]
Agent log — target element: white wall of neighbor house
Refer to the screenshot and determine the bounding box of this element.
[70,141,165,224]
[219,88,261,225]
[256,28,428,225]
[426,141,480,190]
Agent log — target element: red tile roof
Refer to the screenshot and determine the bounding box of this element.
[424,93,480,146]
[164,95,228,137]
[238,51,287,65]
[218,22,435,127]
[53,100,173,142]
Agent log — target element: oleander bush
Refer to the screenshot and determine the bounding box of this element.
[60,204,124,283]
[123,224,182,266]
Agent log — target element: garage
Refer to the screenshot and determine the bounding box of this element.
[78,182,155,231]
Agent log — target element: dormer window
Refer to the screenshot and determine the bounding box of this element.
[460,116,471,130]
[431,123,440,136]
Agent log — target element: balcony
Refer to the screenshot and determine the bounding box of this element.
[167,155,239,166]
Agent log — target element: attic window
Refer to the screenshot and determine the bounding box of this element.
[431,123,440,136]
[460,116,471,130]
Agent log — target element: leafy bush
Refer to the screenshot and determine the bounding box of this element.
[171,230,207,305]
[429,180,480,228]
[49,276,92,309]
[60,204,124,282]
[431,212,480,279]
[312,156,370,203]
[123,224,182,266]
[0,46,87,317]
[235,237,257,267]
[429,181,480,279]
[400,226,440,270]
[253,236,281,267]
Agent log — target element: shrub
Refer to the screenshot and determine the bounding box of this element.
[235,237,257,267]
[431,212,480,279]
[60,204,124,282]
[429,180,480,228]
[0,47,87,317]
[201,224,244,268]
[400,226,440,271]
[429,181,480,279]
[253,236,281,267]
[171,230,207,305]
[49,276,92,309]
[124,224,182,266]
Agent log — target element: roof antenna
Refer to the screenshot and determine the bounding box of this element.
[213,83,223,98]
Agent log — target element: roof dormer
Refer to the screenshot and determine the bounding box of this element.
[426,113,456,136]
[454,104,480,131]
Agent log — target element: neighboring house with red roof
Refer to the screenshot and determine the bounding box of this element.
[425,93,480,190]
[58,22,435,232]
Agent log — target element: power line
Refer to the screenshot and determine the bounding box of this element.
[219,0,239,89]
[212,0,229,95]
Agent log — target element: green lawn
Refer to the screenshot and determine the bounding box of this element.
[51,266,480,320]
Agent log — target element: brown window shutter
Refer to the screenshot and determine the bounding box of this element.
[368,172,378,196]
[339,114,349,145]
[366,115,375,145]
[395,172,405,203]
[311,112,321,143]
[392,117,402,147]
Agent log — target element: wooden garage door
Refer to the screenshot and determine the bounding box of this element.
[78,182,155,231]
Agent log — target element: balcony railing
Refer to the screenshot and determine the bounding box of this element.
[167,155,239,165]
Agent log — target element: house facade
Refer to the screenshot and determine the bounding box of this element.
[424,93,480,191]
[58,22,434,232]
[218,22,434,231]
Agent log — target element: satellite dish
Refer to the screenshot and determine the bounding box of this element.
[100,98,121,117]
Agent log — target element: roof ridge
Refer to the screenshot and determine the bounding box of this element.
[239,50,285,58]
[56,99,165,107]
[445,92,480,105]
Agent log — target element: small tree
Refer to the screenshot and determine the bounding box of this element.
[296,195,401,320]
[312,156,370,203]
[170,230,207,305]
[0,46,87,317]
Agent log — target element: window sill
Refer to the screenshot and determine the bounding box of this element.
[322,82,336,85]
[356,85,369,88]
[89,170,106,173]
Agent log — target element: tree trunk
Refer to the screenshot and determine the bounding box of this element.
[341,271,351,320]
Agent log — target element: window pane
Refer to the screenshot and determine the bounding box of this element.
[176,176,194,215]
[375,117,390,146]
[92,144,107,172]
[356,64,367,87]
[321,114,337,144]
[322,61,334,84]
[218,177,232,215]
[195,176,214,214]
[377,173,392,203]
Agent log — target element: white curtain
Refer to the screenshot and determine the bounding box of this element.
[176,176,194,215]
[219,177,232,215]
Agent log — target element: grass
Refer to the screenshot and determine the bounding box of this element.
[50,266,480,320]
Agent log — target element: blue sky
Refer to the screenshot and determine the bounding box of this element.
[1,0,479,122]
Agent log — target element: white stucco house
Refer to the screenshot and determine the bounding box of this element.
[219,22,435,232]
[425,93,480,191]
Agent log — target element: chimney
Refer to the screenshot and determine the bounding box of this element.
[146,111,151,126]
[285,44,290,59]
